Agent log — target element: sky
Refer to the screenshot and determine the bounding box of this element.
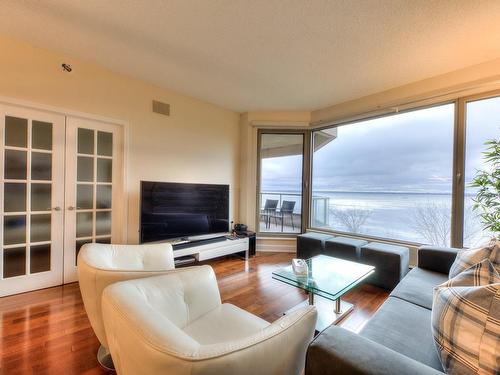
[261,97,500,194]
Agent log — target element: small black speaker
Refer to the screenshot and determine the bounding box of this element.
[236,230,256,257]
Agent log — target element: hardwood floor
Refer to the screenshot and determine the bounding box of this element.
[0,252,389,374]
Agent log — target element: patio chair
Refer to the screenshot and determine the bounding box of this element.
[273,200,296,232]
[260,199,278,229]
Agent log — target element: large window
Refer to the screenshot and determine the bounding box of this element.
[255,92,499,247]
[311,104,455,245]
[463,96,500,247]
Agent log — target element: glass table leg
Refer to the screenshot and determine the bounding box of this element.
[285,294,353,333]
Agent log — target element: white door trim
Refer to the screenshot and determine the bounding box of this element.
[0,97,129,294]
[0,104,66,296]
[0,96,128,126]
[0,96,129,246]
[63,117,125,283]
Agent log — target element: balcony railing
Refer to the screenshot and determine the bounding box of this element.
[259,192,329,233]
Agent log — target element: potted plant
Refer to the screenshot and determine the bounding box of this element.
[470,138,500,239]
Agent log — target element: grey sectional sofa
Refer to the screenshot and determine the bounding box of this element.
[305,245,459,375]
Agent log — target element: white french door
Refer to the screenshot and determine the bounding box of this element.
[0,104,124,296]
[63,117,124,283]
[0,105,65,296]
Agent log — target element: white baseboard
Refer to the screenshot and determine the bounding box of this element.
[256,243,296,253]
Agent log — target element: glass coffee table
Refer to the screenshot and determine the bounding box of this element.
[272,254,375,332]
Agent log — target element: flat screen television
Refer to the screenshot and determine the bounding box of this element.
[140,181,230,243]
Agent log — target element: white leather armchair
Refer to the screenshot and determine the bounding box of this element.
[102,265,317,375]
[77,242,175,369]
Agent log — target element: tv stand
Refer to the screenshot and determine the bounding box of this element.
[169,238,190,246]
[172,236,227,250]
[160,236,249,262]
[186,233,228,242]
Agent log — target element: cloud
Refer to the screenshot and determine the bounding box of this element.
[261,100,500,194]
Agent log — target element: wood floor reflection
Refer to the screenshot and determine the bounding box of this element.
[0,252,389,374]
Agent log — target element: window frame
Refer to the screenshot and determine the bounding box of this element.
[255,129,311,237]
[455,89,500,247]
[307,89,500,248]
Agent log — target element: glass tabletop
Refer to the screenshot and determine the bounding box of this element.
[272,255,375,301]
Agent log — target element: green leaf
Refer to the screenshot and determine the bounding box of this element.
[471,136,500,236]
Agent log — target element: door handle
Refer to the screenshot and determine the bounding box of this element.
[50,206,62,211]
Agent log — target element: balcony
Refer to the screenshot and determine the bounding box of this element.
[259,192,329,234]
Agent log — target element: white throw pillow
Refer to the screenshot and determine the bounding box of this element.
[432,259,500,375]
[449,239,499,279]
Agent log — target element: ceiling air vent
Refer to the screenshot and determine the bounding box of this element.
[152,100,170,116]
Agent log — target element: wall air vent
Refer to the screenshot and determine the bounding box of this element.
[152,100,170,116]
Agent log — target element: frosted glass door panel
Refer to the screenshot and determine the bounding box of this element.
[64,117,124,283]
[0,104,64,297]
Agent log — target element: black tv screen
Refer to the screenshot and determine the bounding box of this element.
[140,181,230,243]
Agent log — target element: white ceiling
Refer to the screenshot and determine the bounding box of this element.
[1,1,500,112]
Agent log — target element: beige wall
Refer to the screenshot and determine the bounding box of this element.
[0,36,240,244]
[311,58,500,124]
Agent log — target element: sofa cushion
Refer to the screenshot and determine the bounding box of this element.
[418,246,458,274]
[432,259,500,375]
[449,239,499,278]
[306,325,445,375]
[297,232,334,259]
[390,267,448,310]
[324,236,367,261]
[360,296,443,371]
[359,242,410,290]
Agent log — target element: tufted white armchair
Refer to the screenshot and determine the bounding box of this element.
[102,265,317,375]
[77,242,175,369]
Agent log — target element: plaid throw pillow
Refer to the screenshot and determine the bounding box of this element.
[449,239,500,279]
[432,259,500,375]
